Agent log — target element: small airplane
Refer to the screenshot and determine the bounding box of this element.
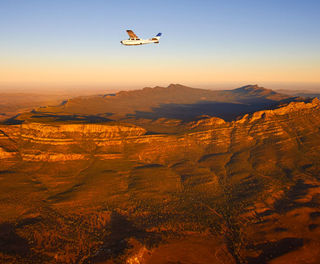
[120,30,162,46]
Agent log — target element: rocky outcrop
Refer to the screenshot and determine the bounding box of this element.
[189,116,226,129]
[0,146,16,159]
[1,99,320,163]
[20,122,146,142]
[237,97,320,123]
[0,122,146,161]
[21,153,87,162]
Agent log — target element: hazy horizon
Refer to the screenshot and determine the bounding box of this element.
[0,81,319,96]
[1,0,319,91]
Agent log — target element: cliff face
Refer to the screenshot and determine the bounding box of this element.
[1,98,319,163]
[0,122,146,161]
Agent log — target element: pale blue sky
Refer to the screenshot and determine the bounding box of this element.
[1,0,319,90]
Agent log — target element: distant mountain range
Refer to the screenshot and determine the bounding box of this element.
[7,84,305,125]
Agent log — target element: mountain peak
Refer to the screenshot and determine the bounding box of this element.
[167,83,189,89]
[241,84,260,89]
[235,84,271,93]
[233,84,290,100]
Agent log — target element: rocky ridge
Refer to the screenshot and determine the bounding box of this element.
[1,98,319,162]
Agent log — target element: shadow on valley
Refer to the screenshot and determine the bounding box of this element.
[134,163,164,169]
[29,114,112,123]
[2,113,113,124]
[86,212,161,263]
[0,223,30,257]
[274,179,319,213]
[47,183,84,203]
[130,100,281,121]
[246,237,304,264]
[0,170,15,175]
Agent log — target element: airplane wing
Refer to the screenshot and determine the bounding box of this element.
[126,30,139,39]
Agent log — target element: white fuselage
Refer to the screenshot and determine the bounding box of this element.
[121,37,160,46]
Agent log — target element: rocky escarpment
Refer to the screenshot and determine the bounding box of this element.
[0,98,319,163]
[0,122,146,161]
[0,146,16,159]
[238,97,320,123]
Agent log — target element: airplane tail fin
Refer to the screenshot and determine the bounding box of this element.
[155,33,162,43]
[151,33,162,43]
